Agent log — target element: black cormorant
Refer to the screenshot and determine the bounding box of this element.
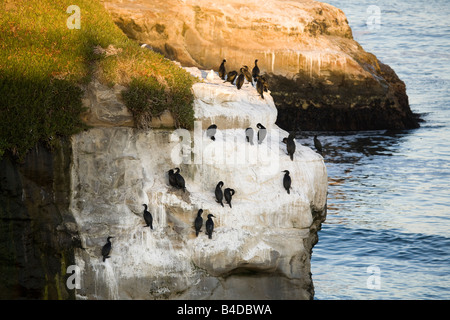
[101,236,114,262]
[245,127,254,145]
[194,209,203,237]
[282,170,291,194]
[256,123,267,144]
[242,65,252,83]
[174,167,186,192]
[236,68,245,90]
[263,79,269,92]
[286,132,296,161]
[256,75,266,99]
[219,59,226,80]
[252,59,260,83]
[314,135,323,155]
[215,181,224,207]
[224,188,235,208]
[207,124,217,141]
[205,214,215,239]
[168,169,177,188]
[224,70,238,84]
[143,204,153,229]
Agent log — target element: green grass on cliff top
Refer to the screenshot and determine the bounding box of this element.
[0,0,196,161]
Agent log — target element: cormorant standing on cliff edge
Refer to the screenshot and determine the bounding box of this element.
[252,59,260,83]
[215,181,224,207]
[219,59,226,80]
[286,132,296,161]
[174,167,186,192]
[224,188,235,208]
[245,127,254,145]
[168,169,177,188]
[256,75,266,99]
[257,123,267,144]
[282,170,291,194]
[194,209,203,237]
[314,135,323,155]
[143,204,153,229]
[263,78,269,92]
[207,124,217,141]
[102,236,114,262]
[242,65,253,83]
[205,214,215,239]
[236,68,245,90]
[224,70,238,84]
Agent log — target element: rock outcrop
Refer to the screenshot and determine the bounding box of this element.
[100,0,420,131]
[70,68,327,299]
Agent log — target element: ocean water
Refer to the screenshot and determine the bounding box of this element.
[306,0,450,299]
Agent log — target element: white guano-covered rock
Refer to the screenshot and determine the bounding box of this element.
[70,66,327,300]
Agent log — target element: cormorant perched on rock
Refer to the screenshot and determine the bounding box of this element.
[256,75,266,99]
[143,204,153,230]
[207,124,217,141]
[168,169,177,188]
[219,59,226,80]
[194,209,203,237]
[174,167,186,192]
[245,127,254,145]
[282,170,291,194]
[242,65,253,83]
[314,135,323,155]
[252,59,260,83]
[256,123,267,144]
[286,132,296,161]
[101,236,114,262]
[205,214,215,239]
[236,68,245,90]
[224,188,235,208]
[215,181,224,207]
[142,204,153,229]
[263,79,269,92]
[224,70,238,84]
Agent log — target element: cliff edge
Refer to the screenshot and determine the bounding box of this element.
[100,0,420,131]
[71,68,327,299]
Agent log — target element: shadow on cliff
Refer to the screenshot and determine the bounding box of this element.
[0,141,81,299]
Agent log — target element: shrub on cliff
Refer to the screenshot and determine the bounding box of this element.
[0,0,196,160]
[104,49,196,130]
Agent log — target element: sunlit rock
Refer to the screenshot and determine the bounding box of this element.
[71,66,327,299]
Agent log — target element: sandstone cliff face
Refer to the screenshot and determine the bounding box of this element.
[100,0,420,131]
[70,68,327,300]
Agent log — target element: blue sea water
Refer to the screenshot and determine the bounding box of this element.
[305,0,450,299]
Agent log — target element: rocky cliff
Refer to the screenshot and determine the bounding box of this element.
[100,0,420,131]
[0,64,327,299]
[0,139,79,299]
[70,67,327,299]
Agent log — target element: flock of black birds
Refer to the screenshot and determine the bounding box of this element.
[207,122,266,145]
[219,59,269,99]
[195,209,216,239]
[100,59,325,263]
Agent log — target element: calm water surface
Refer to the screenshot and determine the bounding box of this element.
[306,0,450,299]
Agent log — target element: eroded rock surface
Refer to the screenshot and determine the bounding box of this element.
[71,67,327,300]
[100,0,420,131]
